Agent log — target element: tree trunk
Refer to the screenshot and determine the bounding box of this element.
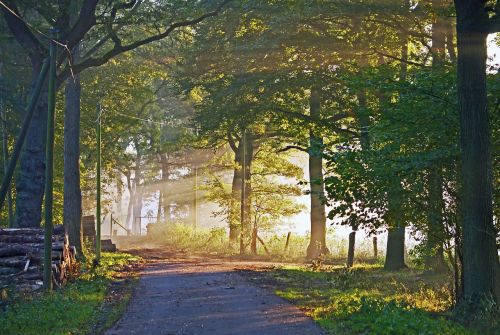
[229,140,243,244]
[384,179,407,271]
[188,167,197,227]
[346,230,356,267]
[15,89,47,228]
[125,171,134,230]
[424,168,448,273]
[156,191,162,223]
[239,132,253,254]
[384,226,406,271]
[126,192,134,230]
[346,89,370,266]
[133,190,143,235]
[383,31,409,272]
[0,55,14,228]
[160,155,170,224]
[454,1,500,304]
[306,88,329,259]
[132,148,143,235]
[63,43,84,258]
[251,218,257,255]
[1,105,14,228]
[420,0,448,273]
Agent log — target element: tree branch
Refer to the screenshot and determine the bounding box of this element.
[488,16,500,33]
[1,1,44,61]
[277,145,308,153]
[371,49,427,67]
[62,0,99,50]
[227,129,238,153]
[58,0,233,83]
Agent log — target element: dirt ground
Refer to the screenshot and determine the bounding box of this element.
[104,247,324,335]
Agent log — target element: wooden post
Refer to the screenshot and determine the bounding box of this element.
[284,232,291,253]
[256,235,270,256]
[110,213,113,236]
[43,29,57,291]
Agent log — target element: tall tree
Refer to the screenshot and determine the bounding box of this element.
[306,88,329,259]
[63,0,84,257]
[453,0,500,304]
[1,0,232,228]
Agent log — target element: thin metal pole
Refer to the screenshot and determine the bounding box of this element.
[1,108,14,227]
[43,30,57,291]
[95,103,102,260]
[0,58,50,212]
[194,166,197,228]
[240,130,246,255]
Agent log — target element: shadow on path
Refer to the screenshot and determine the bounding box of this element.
[105,259,324,335]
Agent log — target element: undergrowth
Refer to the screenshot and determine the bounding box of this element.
[0,252,140,335]
[252,264,479,335]
[144,223,379,262]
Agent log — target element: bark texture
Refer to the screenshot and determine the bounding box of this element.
[63,43,84,257]
[384,226,407,271]
[346,231,356,267]
[239,132,253,254]
[132,145,143,235]
[424,168,448,273]
[15,90,47,228]
[306,88,329,259]
[423,0,448,273]
[454,0,500,303]
[229,140,243,244]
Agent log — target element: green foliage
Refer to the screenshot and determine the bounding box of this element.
[0,252,139,335]
[203,142,305,233]
[321,297,472,335]
[257,265,474,335]
[145,223,233,254]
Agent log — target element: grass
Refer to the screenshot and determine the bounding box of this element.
[144,223,361,262]
[0,252,141,335]
[245,263,478,335]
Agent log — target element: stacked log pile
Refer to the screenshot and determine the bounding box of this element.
[0,225,76,290]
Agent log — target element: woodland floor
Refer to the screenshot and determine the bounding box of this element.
[104,246,324,335]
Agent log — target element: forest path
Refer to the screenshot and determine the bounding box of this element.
[104,249,324,335]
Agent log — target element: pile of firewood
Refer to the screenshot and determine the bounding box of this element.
[0,225,77,291]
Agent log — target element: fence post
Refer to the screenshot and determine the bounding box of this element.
[43,29,57,291]
[284,232,291,253]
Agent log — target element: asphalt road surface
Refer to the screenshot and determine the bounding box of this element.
[105,258,325,335]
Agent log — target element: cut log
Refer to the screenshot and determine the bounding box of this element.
[0,241,65,253]
[0,256,29,268]
[0,267,18,275]
[0,226,76,291]
[0,235,63,243]
[0,226,65,236]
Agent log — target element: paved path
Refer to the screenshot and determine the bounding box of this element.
[105,260,324,335]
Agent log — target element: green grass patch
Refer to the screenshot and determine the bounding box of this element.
[254,265,476,335]
[0,252,140,335]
